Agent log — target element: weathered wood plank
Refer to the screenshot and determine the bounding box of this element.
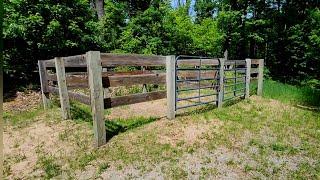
[251,59,261,65]
[87,51,106,147]
[103,73,166,87]
[45,54,86,67]
[217,55,225,108]
[257,59,264,96]
[48,73,88,88]
[101,53,166,66]
[48,86,90,105]
[38,60,50,109]
[104,91,166,108]
[250,68,259,74]
[48,73,166,88]
[166,55,176,119]
[245,58,252,98]
[55,57,71,119]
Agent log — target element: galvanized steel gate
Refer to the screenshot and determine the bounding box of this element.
[175,56,221,110]
[174,56,248,111]
[223,60,247,102]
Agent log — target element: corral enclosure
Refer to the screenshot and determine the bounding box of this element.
[38,51,264,147]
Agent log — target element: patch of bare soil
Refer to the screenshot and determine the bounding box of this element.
[107,99,167,119]
[155,118,224,147]
[4,91,41,112]
[4,112,92,179]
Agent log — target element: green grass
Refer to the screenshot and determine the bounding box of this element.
[37,155,61,179]
[4,106,45,128]
[251,79,320,107]
[4,79,320,179]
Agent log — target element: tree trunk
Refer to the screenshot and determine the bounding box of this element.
[95,0,104,19]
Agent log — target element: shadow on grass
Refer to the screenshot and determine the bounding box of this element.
[69,101,159,142]
[176,103,217,117]
[105,116,158,141]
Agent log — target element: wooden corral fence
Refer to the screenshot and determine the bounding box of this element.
[38,51,264,147]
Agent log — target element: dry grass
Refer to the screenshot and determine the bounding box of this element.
[3,89,320,179]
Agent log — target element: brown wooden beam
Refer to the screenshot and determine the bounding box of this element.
[104,91,166,108]
[48,86,90,105]
[101,53,166,66]
[44,54,86,67]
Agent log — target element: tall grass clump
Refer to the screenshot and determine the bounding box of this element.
[256,80,320,107]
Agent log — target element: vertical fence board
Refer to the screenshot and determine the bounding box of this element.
[257,59,264,96]
[87,51,106,147]
[142,66,147,93]
[166,55,175,119]
[55,57,71,119]
[218,58,225,108]
[102,68,111,98]
[245,58,251,98]
[38,60,50,109]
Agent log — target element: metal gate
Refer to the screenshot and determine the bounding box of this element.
[223,60,247,102]
[175,56,221,110]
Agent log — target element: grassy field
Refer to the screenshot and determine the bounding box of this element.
[3,79,320,179]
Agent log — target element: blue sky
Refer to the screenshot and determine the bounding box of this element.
[170,0,197,17]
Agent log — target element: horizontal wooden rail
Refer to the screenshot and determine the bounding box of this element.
[48,86,90,105]
[48,72,166,88]
[251,59,263,65]
[44,55,86,67]
[103,73,166,87]
[104,91,166,108]
[251,68,259,74]
[101,53,166,66]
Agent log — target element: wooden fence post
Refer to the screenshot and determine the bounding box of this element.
[102,68,111,99]
[257,59,264,96]
[87,51,106,147]
[38,60,50,109]
[142,66,147,93]
[245,58,251,99]
[55,57,71,119]
[217,57,225,108]
[166,55,175,119]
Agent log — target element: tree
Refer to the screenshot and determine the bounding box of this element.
[3,0,102,91]
[95,0,105,19]
[194,0,216,23]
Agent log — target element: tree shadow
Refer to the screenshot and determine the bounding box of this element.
[105,116,158,141]
[69,101,159,142]
[175,104,218,117]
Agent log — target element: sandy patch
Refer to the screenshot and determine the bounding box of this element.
[157,118,223,147]
[107,99,167,119]
[4,115,91,179]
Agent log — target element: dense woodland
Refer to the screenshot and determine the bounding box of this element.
[4,0,320,92]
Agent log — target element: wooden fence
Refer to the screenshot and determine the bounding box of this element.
[38,51,264,147]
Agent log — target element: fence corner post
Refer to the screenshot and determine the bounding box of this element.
[55,57,71,119]
[257,59,264,96]
[38,60,50,109]
[217,58,225,108]
[86,51,106,147]
[166,55,175,119]
[245,58,252,99]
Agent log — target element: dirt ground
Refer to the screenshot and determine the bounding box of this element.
[3,91,320,179]
[4,91,41,113]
